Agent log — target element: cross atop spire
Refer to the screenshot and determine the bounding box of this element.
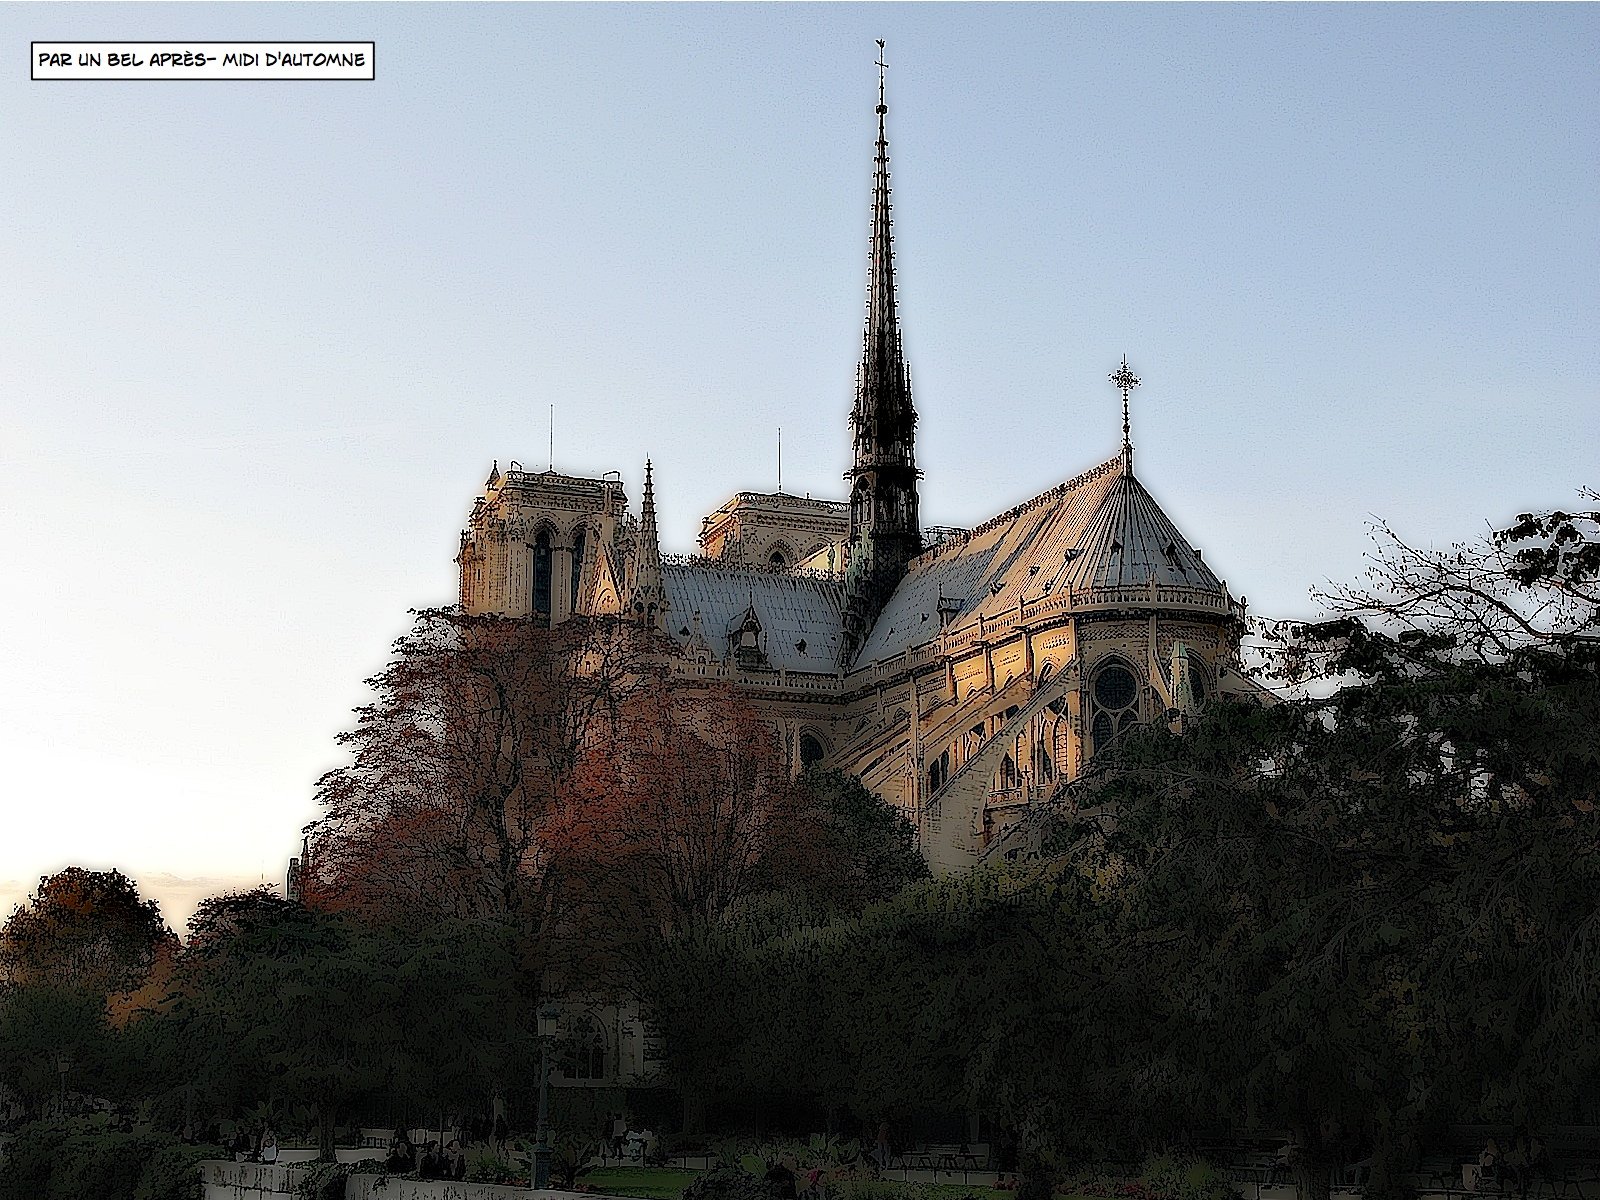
[876,39,888,114]
[1109,355,1141,475]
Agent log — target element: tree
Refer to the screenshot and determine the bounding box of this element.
[1279,494,1600,1134]
[566,686,847,957]
[1050,700,1439,1200]
[0,982,111,1119]
[184,885,300,949]
[797,768,930,908]
[170,900,533,1161]
[1025,493,1600,1200]
[305,609,659,938]
[1273,488,1599,677]
[1,867,175,996]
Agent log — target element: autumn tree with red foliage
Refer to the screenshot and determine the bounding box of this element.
[304,609,662,946]
[303,607,923,1011]
[556,685,850,981]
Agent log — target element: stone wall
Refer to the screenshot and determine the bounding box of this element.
[201,1162,602,1200]
[201,1161,307,1199]
[349,1179,594,1200]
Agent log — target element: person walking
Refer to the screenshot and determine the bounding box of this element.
[874,1123,893,1173]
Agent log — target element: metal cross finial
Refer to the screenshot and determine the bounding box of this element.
[1109,355,1141,469]
[875,40,888,113]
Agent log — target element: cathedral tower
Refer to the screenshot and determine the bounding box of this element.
[842,45,922,664]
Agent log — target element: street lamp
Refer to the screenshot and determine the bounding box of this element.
[533,1002,561,1190]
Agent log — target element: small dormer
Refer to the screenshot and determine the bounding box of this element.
[936,594,962,630]
[683,610,715,666]
[730,604,769,671]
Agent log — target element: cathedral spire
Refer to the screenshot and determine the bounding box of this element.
[629,459,666,629]
[842,41,922,666]
[639,459,661,565]
[866,39,898,352]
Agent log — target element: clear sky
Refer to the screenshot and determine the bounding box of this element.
[2,3,1596,931]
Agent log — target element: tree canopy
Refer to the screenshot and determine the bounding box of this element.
[1,867,175,995]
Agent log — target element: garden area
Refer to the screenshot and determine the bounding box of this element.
[4,497,1600,1200]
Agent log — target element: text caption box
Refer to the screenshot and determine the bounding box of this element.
[33,41,375,81]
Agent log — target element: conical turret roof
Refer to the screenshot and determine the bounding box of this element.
[851,457,1231,666]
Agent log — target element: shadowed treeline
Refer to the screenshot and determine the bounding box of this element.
[2,493,1596,1200]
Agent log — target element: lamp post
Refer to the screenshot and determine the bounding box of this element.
[533,1002,560,1190]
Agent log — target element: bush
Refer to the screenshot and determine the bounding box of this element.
[296,1161,366,1200]
[49,1132,159,1200]
[1138,1155,1240,1200]
[469,1153,527,1184]
[682,1165,770,1200]
[0,1120,221,1200]
[135,1141,221,1200]
[0,1118,75,1200]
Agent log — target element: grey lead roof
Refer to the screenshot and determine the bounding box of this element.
[660,459,1226,674]
[662,562,846,673]
[850,458,1225,666]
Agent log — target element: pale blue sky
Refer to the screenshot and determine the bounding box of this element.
[2,3,1596,928]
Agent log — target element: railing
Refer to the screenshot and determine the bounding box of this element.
[714,491,850,514]
[983,784,1039,811]
[850,641,940,684]
[660,553,844,582]
[934,582,1237,654]
[666,657,846,694]
[498,469,625,498]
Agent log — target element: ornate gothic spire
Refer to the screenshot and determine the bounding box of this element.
[639,459,661,565]
[842,41,922,666]
[866,42,899,358]
[629,459,666,628]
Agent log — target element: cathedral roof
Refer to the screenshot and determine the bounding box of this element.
[661,560,846,673]
[852,457,1226,666]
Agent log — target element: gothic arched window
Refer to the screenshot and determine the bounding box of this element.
[531,528,553,628]
[769,550,788,568]
[851,479,872,531]
[1090,661,1140,752]
[570,527,587,612]
[565,1017,606,1082]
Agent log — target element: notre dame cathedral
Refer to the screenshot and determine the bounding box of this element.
[456,68,1268,875]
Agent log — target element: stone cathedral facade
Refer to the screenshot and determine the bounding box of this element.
[456,75,1266,876]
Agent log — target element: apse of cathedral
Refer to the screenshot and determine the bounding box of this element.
[456,61,1270,876]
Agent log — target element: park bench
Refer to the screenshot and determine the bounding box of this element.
[898,1144,986,1172]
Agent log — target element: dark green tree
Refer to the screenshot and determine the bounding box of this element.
[172,901,533,1160]
[1037,491,1600,1200]
[0,982,111,1119]
[798,768,930,908]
